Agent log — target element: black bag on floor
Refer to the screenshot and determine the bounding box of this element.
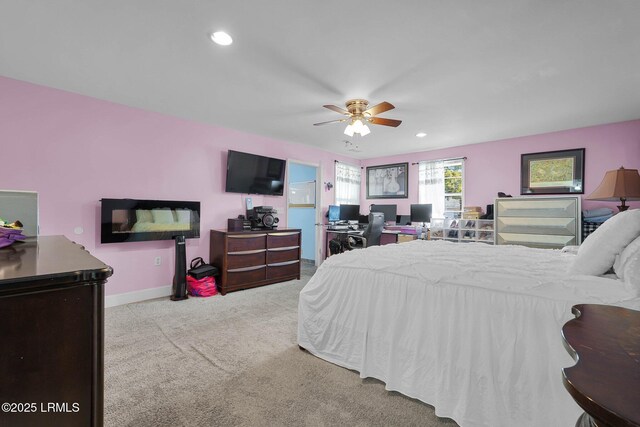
[188,257,218,279]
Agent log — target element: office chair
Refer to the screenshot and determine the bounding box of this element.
[349,212,384,249]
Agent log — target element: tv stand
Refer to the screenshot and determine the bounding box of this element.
[210,229,301,295]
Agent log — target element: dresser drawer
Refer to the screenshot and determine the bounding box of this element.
[497,198,578,218]
[267,247,299,264]
[496,232,576,248]
[227,250,266,269]
[496,217,577,236]
[226,265,266,286]
[227,234,267,252]
[267,260,299,280]
[267,232,300,249]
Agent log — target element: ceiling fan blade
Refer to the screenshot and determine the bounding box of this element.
[323,105,350,115]
[313,119,347,126]
[364,101,395,116]
[368,117,402,127]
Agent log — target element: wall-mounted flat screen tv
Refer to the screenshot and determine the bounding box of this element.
[101,198,200,244]
[225,150,286,196]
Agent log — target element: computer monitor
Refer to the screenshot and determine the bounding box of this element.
[327,205,340,223]
[371,204,397,225]
[396,215,411,225]
[339,204,360,222]
[410,204,432,224]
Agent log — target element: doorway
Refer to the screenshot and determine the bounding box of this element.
[287,160,321,266]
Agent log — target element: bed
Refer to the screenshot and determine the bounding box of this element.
[298,210,640,427]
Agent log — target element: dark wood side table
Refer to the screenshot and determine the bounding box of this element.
[0,236,113,427]
[562,304,640,427]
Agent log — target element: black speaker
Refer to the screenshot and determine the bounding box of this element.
[170,235,188,301]
[250,206,279,229]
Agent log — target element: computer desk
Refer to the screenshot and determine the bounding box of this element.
[324,226,418,258]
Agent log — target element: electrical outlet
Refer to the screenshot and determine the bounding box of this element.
[154,256,161,266]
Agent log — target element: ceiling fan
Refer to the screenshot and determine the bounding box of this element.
[314,99,402,136]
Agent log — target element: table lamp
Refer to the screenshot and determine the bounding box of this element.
[587,166,640,212]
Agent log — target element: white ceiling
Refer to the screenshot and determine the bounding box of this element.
[2,0,640,159]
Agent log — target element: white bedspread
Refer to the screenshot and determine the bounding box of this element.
[298,240,640,427]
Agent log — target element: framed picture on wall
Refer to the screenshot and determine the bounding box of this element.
[366,162,409,199]
[521,148,585,195]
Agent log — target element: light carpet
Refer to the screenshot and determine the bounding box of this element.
[104,265,458,426]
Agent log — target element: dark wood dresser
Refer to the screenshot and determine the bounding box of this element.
[210,229,301,295]
[0,236,113,427]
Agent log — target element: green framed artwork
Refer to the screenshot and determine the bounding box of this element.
[521,148,585,195]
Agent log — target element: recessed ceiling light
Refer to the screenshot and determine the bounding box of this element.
[416,132,427,138]
[210,31,233,46]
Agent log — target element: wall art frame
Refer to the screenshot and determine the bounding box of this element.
[366,162,409,199]
[521,148,585,195]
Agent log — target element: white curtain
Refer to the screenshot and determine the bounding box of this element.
[419,160,445,218]
[335,162,361,205]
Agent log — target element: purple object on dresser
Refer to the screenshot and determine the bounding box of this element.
[0,227,26,248]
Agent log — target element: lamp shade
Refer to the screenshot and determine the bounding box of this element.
[587,167,640,201]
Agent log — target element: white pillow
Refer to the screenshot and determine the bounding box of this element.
[613,235,640,295]
[135,209,153,223]
[569,209,640,276]
[151,208,175,224]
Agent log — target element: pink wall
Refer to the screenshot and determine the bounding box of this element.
[2,76,639,298]
[362,120,640,215]
[0,76,354,296]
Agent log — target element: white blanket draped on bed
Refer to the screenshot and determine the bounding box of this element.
[298,240,640,427]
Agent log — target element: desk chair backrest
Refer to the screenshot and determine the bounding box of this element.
[364,212,384,246]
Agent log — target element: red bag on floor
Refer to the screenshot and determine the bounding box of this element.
[187,275,218,297]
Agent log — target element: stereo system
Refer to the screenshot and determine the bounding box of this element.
[249,206,279,229]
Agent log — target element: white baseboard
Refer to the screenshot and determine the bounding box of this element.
[105,285,172,308]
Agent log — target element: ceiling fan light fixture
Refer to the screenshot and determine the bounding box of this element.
[210,31,233,46]
[344,124,355,137]
[317,99,400,136]
[352,119,364,133]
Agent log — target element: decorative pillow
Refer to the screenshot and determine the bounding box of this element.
[135,209,153,223]
[613,235,640,295]
[569,209,640,276]
[151,208,175,224]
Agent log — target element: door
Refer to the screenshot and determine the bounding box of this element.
[287,161,320,265]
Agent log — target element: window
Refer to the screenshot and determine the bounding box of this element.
[418,158,465,219]
[335,161,361,205]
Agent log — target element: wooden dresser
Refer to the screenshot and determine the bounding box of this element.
[495,196,581,248]
[0,236,112,427]
[210,229,301,295]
